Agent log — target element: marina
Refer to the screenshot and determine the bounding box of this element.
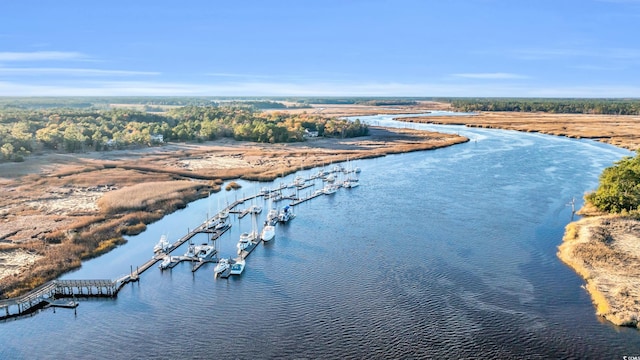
[0,164,360,321]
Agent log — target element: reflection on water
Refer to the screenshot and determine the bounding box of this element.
[1,114,638,359]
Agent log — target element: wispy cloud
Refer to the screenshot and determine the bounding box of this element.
[0,51,89,62]
[205,72,273,79]
[570,64,623,71]
[452,72,529,80]
[514,47,640,61]
[0,67,159,76]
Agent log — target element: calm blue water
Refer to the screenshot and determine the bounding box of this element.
[2,113,639,359]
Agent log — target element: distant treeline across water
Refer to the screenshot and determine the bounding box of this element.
[447,98,640,115]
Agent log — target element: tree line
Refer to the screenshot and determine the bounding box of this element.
[447,98,640,115]
[586,150,640,216]
[288,98,420,106]
[0,106,368,162]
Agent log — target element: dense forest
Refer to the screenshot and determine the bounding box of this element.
[447,98,640,115]
[0,105,368,162]
[586,150,640,216]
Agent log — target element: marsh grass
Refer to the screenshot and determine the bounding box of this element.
[1,125,468,299]
[97,181,204,213]
[225,181,241,191]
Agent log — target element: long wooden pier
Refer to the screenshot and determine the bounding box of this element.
[0,279,122,320]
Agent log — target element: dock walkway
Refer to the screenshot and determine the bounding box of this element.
[1,168,359,320]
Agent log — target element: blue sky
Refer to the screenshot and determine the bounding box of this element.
[1,0,639,97]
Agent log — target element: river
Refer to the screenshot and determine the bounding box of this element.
[1,113,638,359]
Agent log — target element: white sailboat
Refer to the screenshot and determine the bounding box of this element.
[237,212,258,254]
[159,255,175,270]
[266,196,278,225]
[218,197,229,220]
[323,184,338,195]
[343,179,359,188]
[153,234,170,253]
[323,173,335,183]
[214,258,230,276]
[249,204,262,214]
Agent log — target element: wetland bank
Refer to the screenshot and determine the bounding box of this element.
[3,110,640,358]
[2,99,640,358]
[0,108,466,298]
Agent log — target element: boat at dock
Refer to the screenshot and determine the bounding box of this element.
[196,244,216,260]
[207,217,229,231]
[159,255,175,270]
[249,204,262,214]
[229,258,246,275]
[323,173,335,183]
[237,232,256,253]
[261,222,276,241]
[153,234,170,253]
[293,175,305,187]
[45,299,79,309]
[184,243,197,257]
[237,213,258,254]
[343,179,359,188]
[278,205,295,223]
[266,208,278,225]
[323,184,339,195]
[214,258,230,277]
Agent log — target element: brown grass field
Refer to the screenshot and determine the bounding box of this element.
[558,215,640,328]
[0,123,465,298]
[397,111,640,151]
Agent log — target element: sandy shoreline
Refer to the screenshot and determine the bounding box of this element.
[558,214,640,328]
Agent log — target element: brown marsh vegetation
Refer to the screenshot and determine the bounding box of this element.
[397,111,640,151]
[0,125,466,298]
[559,216,640,328]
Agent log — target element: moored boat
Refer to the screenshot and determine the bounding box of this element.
[343,179,359,188]
[159,255,173,270]
[214,258,230,276]
[249,204,262,214]
[196,244,216,260]
[261,222,276,241]
[229,259,246,275]
[278,205,295,223]
[237,213,258,254]
[184,243,197,257]
[323,173,335,183]
[323,184,339,195]
[153,234,170,253]
[237,232,254,253]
